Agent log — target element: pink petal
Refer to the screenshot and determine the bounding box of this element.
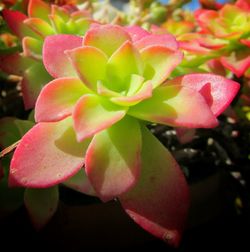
[106,41,143,92]
[135,34,178,51]
[85,117,141,201]
[63,169,96,196]
[119,126,189,247]
[129,85,218,128]
[111,81,152,106]
[28,0,50,22]
[43,35,82,78]
[35,77,89,123]
[83,24,131,57]
[141,46,183,87]
[124,26,150,42]
[66,46,108,91]
[73,94,126,141]
[2,9,28,38]
[165,73,240,116]
[221,49,250,77]
[24,186,59,230]
[21,61,52,109]
[9,117,89,188]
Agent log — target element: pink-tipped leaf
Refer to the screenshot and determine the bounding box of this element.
[165,73,240,116]
[35,77,89,123]
[43,35,82,78]
[141,46,183,87]
[9,117,90,188]
[73,94,126,141]
[129,85,218,128]
[66,46,108,91]
[119,126,189,247]
[85,117,141,201]
[83,24,131,57]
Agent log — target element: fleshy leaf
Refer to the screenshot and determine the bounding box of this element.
[0,53,33,75]
[66,46,108,91]
[0,117,20,148]
[35,77,89,122]
[28,0,50,23]
[129,85,218,128]
[141,46,183,87]
[85,117,141,201]
[119,126,189,247]
[124,26,150,42]
[73,94,126,141]
[111,81,152,106]
[165,73,240,116]
[106,41,143,92]
[24,186,59,229]
[83,24,131,57]
[63,169,96,196]
[21,61,52,109]
[24,18,55,38]
[135,34,178,51]
[221,49,250,77]
[2,9,28,38]
[9,117,89,188]
[22,37,43,60]
[43,35,82,78]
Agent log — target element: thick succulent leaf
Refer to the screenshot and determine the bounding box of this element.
[24,18,55,38]
[119,126,189,247]
[9,117,89,188]
[0,117,20,148]
[97,81,120,97]
[22,37,43,60]
[49,13,68,34]
[63,169,96,196]
[135,34,178,51]
[240,39,250,47]
[83,24,131,57]
[85,117,141,201]
[129,85,218,128]
[236,0,250,11]
[35,77,89,122]
[2,9,28,38]
[28,0,50,23]
[165,73,240,116]
[106,41,143,92]
[0,53,33,75]
[126,74,145,96]
[24,186,59,229]
[175,128,196,144]
[66,46,108,91]
[21,61,52,109]
[73,94,126,141]
[111,81,152,106]
[51,5,70,22]
[0,171,24,216]
[43,35,82,78]
[124,26,150,42]
[141,46,183,87]
[221,49,250,77]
